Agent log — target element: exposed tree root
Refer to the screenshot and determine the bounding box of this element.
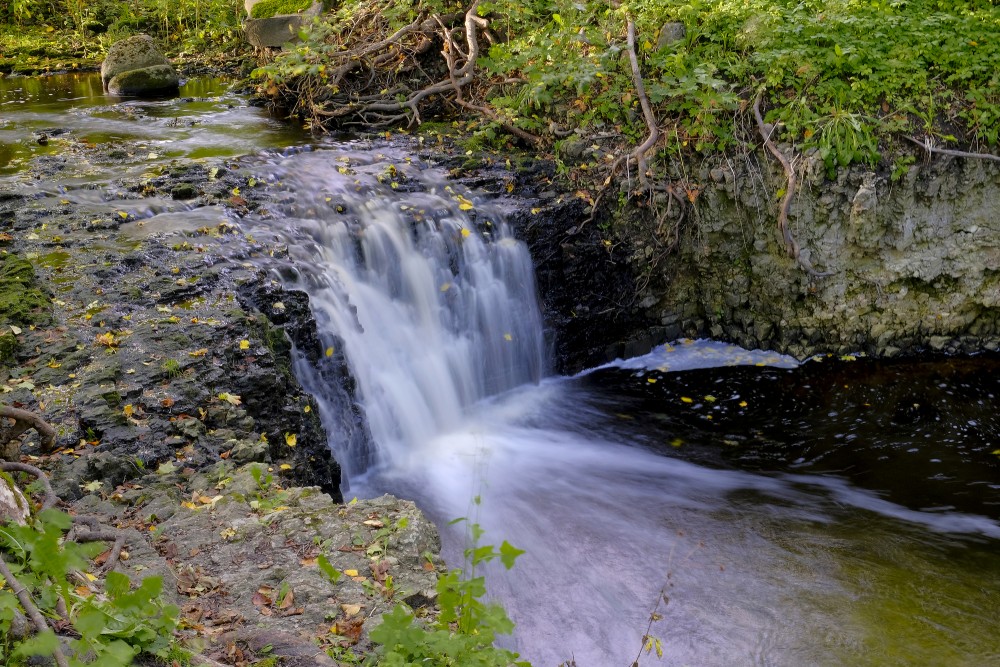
[625,19,660,192]
[903,135,1000,163]
[753,92,834,278]
[1,461,58,509]
[1,405,56,452]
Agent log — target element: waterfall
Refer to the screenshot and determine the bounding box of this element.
[253,149,546,485]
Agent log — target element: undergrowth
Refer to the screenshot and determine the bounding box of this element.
[252,0,1000,171]
[0,508,179,666]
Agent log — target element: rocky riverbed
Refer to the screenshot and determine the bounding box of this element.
[0,76,452,664]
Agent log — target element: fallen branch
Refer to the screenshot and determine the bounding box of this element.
[753,91,834,278]
[903,135,1000,163]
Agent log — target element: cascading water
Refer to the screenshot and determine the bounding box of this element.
[244,146,1000,667]
[250,149,545,485]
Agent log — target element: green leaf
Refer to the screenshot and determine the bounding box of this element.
[317,554,341,583]
[12,629,59,658]
[499,541,526,570]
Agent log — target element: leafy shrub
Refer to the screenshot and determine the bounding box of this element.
[250,0,313,19]
[0,508,179,666]
[364,519,529,667]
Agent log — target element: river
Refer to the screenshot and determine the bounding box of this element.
[3,72,999,666]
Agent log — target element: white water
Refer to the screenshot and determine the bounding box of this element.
[249,148,1000,667]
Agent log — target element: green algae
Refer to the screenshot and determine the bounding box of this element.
[0,254,50,327]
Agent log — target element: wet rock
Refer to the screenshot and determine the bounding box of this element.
[170,183,199,200]
[229,437,269,464]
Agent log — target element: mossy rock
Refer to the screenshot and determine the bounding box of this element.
[250,0,313,19]
[107,64,180,97]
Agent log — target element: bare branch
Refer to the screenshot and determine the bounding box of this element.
[903,135,1000,163]
[0,553,70,667]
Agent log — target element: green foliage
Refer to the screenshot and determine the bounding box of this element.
[0,509,179,666]
[0,0,245,58]
[250,0,313,19]
[365,521,529,667]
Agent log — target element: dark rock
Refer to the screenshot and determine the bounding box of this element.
[170,183,199,200]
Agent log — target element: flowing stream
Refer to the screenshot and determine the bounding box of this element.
[245,150,1000,667]
[4,73,1000,666]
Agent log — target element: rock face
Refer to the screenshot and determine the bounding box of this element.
[618,151,1000,361]
[101,34,179,97]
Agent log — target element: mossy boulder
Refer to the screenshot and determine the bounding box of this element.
[100,34,178,97]
[107,64,180,97]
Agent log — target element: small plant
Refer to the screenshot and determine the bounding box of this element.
[0,508,179,665]
[364,516,528,667]
[162,358,181,378]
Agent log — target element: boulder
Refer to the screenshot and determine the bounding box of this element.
[107,64,180,97]
[244,1,322,48]
[101,34,179,97]
[657,22,686,49]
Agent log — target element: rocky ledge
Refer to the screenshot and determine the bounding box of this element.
[0,138,442,664]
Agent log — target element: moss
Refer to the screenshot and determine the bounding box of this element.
[250,0,312,19]
[0,254,51,327]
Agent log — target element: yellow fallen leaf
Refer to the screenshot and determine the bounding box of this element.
[181,501,198,510]
[460,227,471,237]
[680,397,693,403]
[341,604,362,616]
[117,211,128,219]
[83,573,98,582]
[704,395,716,402]
[123,404,134,418]
[647,378,657,384]
[739,400,748,407]
[279,463,292,470]
[239,339,250,350]
[503,333,513,342]
[189,348,208,357]
[285,432,297,448]
[343,569,359,577]
[303,405,311,413]
[440,283,452,292]
[325,347,334,357]
[218,392,242,406]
